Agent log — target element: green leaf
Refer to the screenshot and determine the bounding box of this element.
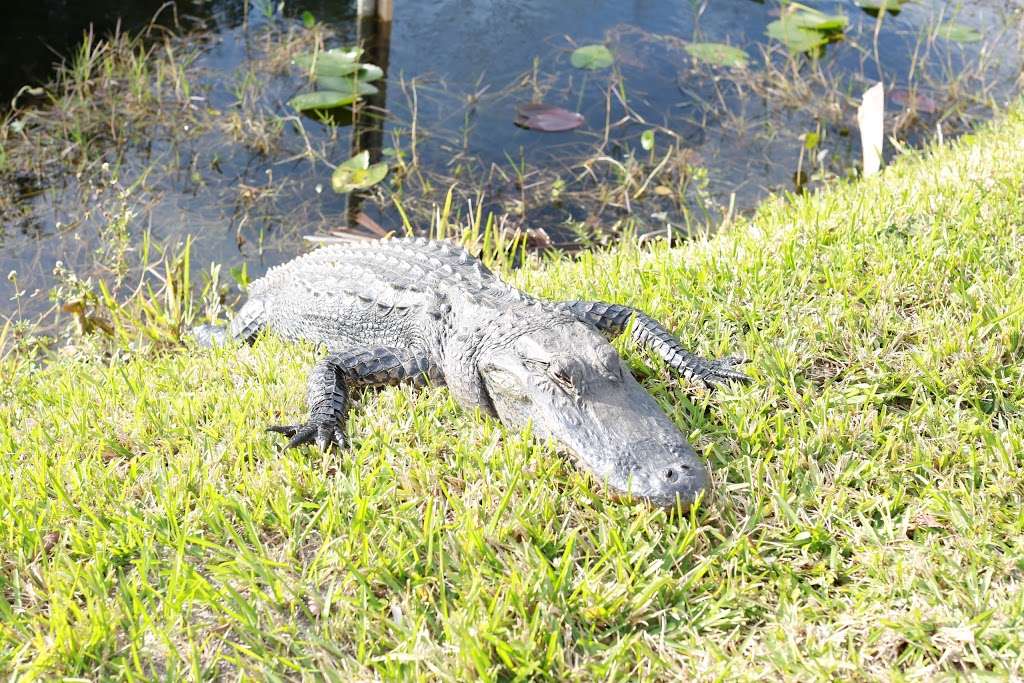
[315,77,378,96]
[326,47,364,62]
[289,90,361,111]
[356,64,385,83]
[767,19,827,53]
[301,10,315,29]
[294,51,362,77]
[936,22,983,43]
[570,44,614,70]
[331,151,389,193]
[791,11,848,33]
[684,42,749,68]
[855,0,908,14]
[767,6,847,53]
[640,129,655,152]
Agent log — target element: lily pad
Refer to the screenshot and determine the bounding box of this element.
[331,151,388,193]
[684,42,749,68]
[292,47,384,117]
[571,44,614,70]
[294,51,362,77]
[289,90,362,111]
[356,64,385,82]
[515,103,585,132]
[855,0,909,16]
[314,77,379,96]
[790,10,848,33]
[326,47,364,62]
[768,7,847,53]
[767,20,828,53]
[936,22,983,43]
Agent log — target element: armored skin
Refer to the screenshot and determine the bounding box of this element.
[195,237,748,508]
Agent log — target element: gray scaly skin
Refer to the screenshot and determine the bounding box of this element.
[194,237,748,508]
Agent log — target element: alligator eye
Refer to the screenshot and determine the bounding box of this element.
[600,348,625,380]
[547,364,580,396]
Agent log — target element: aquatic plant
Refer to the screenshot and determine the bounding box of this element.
[289,47,383,113]
[570,44,614,70]
[683,42,750,68]
[331,150,388,193]
[767,4,848,54]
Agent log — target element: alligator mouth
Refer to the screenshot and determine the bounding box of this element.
[558,444,710,511]
[597,478,709,511]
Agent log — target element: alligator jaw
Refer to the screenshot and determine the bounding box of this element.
[551,373,710,510]
[478,321,710,509]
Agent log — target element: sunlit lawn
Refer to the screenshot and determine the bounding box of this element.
[2,108,1023,679]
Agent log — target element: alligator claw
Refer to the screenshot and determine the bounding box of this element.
[267,422,347,451]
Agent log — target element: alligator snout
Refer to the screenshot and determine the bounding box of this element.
[619,441,708,509]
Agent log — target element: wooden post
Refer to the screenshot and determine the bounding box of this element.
[357,0,391,22]
[348,0,393,229]
[356,0,376,18]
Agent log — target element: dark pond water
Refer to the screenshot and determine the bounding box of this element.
[1,0,1021,329]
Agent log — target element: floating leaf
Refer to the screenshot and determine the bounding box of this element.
[936,22,983,43]
[315,77,379,96]
[331,151,388,193]
[767,20,827,53]
[289,90,361,111]
[294,51,362,77]
[641,129,655,151]
[684,42,749,67]
[790,10,848,33]
[571,44,614,70]
[292,46,383,114]
[326,47,364,62]
[768,6,848,53]
[855,0,909,16]
[356,64,385,82]
[301,10,315,29]
[514,103,585,132]
[890,88,938,114]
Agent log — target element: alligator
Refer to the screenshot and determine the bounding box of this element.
[195,237,748,508]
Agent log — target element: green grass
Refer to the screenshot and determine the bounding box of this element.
[3,108,1024,680]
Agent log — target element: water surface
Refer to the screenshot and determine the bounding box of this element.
[1,0,1020,327]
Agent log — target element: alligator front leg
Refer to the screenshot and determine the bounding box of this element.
[564,301,749,387]
[268,347,439,451]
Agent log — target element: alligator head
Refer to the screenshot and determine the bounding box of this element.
[477,317,709,509]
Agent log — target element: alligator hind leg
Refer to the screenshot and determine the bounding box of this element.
[268,347,439,452]
[564,301,749,388]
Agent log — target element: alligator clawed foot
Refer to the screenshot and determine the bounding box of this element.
[267,421,347,451]
[700,356,752,388]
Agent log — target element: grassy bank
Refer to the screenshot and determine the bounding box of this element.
[2,106,1024,679]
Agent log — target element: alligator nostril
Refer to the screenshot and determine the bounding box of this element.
[663,467,678,483]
